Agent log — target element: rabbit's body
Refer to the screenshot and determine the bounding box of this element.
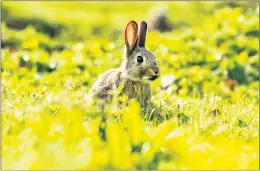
[88,21,159,109]
[90,68,151,108]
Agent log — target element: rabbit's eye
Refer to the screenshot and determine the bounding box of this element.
[137,56,143,63]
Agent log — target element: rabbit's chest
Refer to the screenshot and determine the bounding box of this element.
[120,80,151,107]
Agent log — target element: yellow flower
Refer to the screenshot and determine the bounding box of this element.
[22,39,39,49]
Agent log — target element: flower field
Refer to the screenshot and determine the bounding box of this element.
[1,1,259,170]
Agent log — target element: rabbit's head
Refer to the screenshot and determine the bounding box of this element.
[120,21,160,83]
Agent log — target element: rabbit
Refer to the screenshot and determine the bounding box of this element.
[88,20,160,110]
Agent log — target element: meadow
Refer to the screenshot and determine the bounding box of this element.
[1,1,259,170]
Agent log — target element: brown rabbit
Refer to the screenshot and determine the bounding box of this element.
[88,21,160,110]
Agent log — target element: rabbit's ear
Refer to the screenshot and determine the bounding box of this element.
[137,21,147,47]
[125,21,138,54]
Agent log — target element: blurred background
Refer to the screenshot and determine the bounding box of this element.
[2,1,259,100]
[2,2,259,170]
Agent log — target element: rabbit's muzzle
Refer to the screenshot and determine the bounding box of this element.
[145,66,160,81]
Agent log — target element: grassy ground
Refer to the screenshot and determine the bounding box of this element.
[2,2,259,170]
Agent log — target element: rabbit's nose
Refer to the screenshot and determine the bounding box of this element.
[153,67,160,76]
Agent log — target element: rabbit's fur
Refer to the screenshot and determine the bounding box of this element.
[88,21,159,109]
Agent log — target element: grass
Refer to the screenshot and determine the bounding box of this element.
[1,1,259,170]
